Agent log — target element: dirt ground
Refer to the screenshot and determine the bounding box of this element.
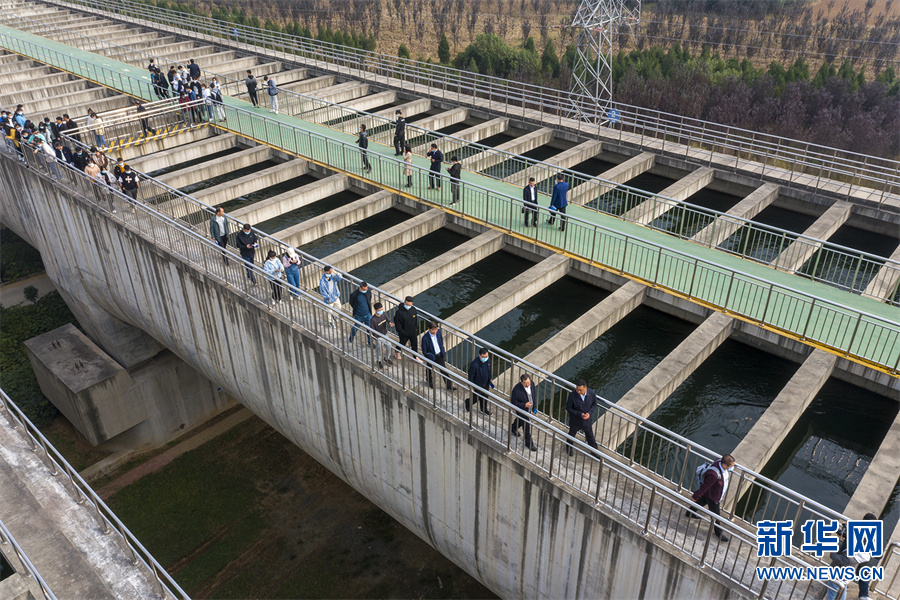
[105,415,498,599]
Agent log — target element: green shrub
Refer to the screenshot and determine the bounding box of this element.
[0,228,44,284]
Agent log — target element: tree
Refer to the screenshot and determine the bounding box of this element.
[398,44,410,60]
[523,36,536,53]
[438,33,451,64]
[23,286,38,304]
[541,39,560,78]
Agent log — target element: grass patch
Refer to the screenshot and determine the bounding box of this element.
[0,227,44,284]
[0,291,78,426]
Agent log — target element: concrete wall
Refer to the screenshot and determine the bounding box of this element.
[0,154,748,599]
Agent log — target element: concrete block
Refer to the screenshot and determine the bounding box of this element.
[570,152,655,205]
[233,173,349,225]
[691,183,780,248]
[623,167,716,225]
[464,128,553,172]
[23,324,147,446]
[772,201,853,272]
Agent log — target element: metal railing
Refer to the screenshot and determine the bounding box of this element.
[0,388,188,599]
[7,10,899,308]
[875,542,900,599]
[33,0,900,203]
[0,138,843,600]
[0,518,57,600]
[35,92,870,542]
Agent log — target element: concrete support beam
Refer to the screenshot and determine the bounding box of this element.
[113,126,218,162]
[732,350,837,475]
[412,108,469,133]
[128,133,237,173]
[381,230,505,298]
[464,128,553,172]
[570,152,656,205]
[2,73,84,96]
[844,410,900,519]
[281,190,395,249]
[864,242,900,301]
[280,75,335,95]
[772,201,853,272]
[307,81,370,104]
[597,312,735,449]
[326,208,446,273]
[187,159,309,210]
[502,140,605,187]
[217,61,283,81]
[433,117,509,156]
[156,145,270,190]
[339,91,397,112]
[446,253,570,336]
[7,86,114,114]
[233,173,349,225]
[691,183,781,248]
[622,167,716,226]
[372,97,431,120]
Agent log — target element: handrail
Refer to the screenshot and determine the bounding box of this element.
[0,388,188,599]
[10,8,900,308]
[35,0,900,204]
[0,139,840,600]
[874,541,900,599]
[0,518,58,600]
[5,27,897,375]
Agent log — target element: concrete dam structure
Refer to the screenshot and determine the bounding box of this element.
[1,1,900,598]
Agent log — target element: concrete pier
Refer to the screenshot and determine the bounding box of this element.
[325,207,446,273]
[570,152,655,206]
[307,81,370,104]
[381,230,505,298]
[772,201,853,271]
[156,144,270,190]
[233,173,349,226]
[844,410,900,518]
[731,350,837,475]
[445,254,570,335]
[372,97,431,120]
[503,140,603,187]
[691,183,780,248]
[864,243,900,301]
[412,108,469,133]
[340,90,397,112]
[128,133,237,172]
[280,189,394,248]
[280,74,334,94]
[188,158,309,210]
[437,117,509,155]
[597,312,735,448]
[622,167,716,225]
[465,128,554,172]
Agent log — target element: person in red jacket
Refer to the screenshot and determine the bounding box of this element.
[687,454,736,543]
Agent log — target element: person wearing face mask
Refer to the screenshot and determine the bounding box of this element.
[369,302,395,369]
[319,265,343,328]
[393,296,422,362]
[466,348,494,414]
[421,322,456,391]
[565,379,598,457]
[348,281,373,345]
[687,454,736,543]
[510,374,538,451]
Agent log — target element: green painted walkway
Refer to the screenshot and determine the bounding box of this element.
[2,24,898,374]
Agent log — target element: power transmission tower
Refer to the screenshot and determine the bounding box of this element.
[570,0,640,123]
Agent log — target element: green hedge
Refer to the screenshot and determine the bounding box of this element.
[0,292,79,426]
[0,227,44,284]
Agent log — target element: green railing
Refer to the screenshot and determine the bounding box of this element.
[10,10,899,307]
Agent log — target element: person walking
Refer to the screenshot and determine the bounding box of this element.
[357,124,372,172]
[50,116,65,143]
[91,146,108,171]
[466,348,493,413]
[393,296,422,362]
[62,113,81,143]
[72,146,89,172]
[245,71,259,107]
[209,206,230,265]
[447,156,461,205]
[112,156,126,183]
[210,79,225,120]
[134,101,157,136]
[510,373,538,451]
[687,454,735,543]
[548,173,569,231]
[53,140,73,165]
[235,223,259,284]
[178,91,193,125]
[319,266,343,327]
[426,143,443,190]
[522,177,539,227]
[119,164,140,202]
[393,110,406,155]
[282,247,301,297]
[348,281,373,344]
[86,109,106,148]
[84,159,100,180]
[188,58,201,81]
[402,144,413,188]
[565,379,598,456]
[264,250,285,302]
[370,302,395,369]
[263,76,279,113]
[421,321,455,390]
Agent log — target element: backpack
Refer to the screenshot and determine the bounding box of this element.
[694,461,721,491]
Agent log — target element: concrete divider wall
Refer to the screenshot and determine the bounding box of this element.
[0,158,749,599]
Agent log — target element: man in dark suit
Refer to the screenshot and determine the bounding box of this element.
[565,379,598,456]
[510,374,538,451]
[393,110,406,155]
[466,347,493,414]
[522,177,539,227]
[421,321,455,390]
[426,143,443,190]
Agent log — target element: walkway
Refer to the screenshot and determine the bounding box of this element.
[1,23,898,376]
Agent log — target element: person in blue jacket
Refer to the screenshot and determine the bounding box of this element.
[421,321,456,390]
[565,379,598,456]
[319,265,343,328]
[466,348,494,414]
[548,173,569,231]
